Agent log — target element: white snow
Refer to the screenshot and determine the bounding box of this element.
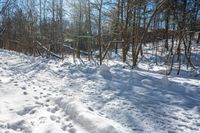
[0,49,200,133]
[54,98,127,133]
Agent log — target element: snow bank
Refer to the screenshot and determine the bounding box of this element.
[54,98,127,133]
[79,65,97,74]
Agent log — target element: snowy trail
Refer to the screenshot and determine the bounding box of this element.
[0,49,200,133]
[0,50,129,133]
[0,52,81,133]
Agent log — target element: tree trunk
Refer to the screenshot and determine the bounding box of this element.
[98,0,103,65]
[197,33,200,44]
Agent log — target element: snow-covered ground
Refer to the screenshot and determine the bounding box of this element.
[0,49,200,133]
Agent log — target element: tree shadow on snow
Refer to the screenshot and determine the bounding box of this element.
[100,67,200,132]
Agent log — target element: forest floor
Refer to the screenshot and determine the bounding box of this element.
[0,49,200,133]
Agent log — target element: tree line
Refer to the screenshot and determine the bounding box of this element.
[0,0,200,74]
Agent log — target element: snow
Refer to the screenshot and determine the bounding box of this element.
[0,49,200,133]
[54,98,127,133]
[99,64,112,80]
[161,76,170,86]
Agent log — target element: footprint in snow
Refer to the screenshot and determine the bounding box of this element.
[9,108,14,111]
[23,92,28,95]
[39,117,47,124]
[34,96,39,100]
[46,93,51,96]
[61,125,68,131]
[50,115,61,123]
[88,107,94,111]
[47,106,59,113]
[64,116,70,122]
[68,128,77,133]
[63,123,76,133]
[61,122,76,132]
[35,101,44,106]
[46,99,50,102]
[50,115,57,121]
[16,106,37,116]
[21,87,26,90]
[45,104,50,107]
[7,120,31,133]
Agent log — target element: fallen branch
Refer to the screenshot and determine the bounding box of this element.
[35,41,63,59]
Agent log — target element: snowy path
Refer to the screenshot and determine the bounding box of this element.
[0,49,200,133]
[0,50,128,133]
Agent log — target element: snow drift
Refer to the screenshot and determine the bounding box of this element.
[54,98,128,133]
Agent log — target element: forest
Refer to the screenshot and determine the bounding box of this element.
[0,0,200,74]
